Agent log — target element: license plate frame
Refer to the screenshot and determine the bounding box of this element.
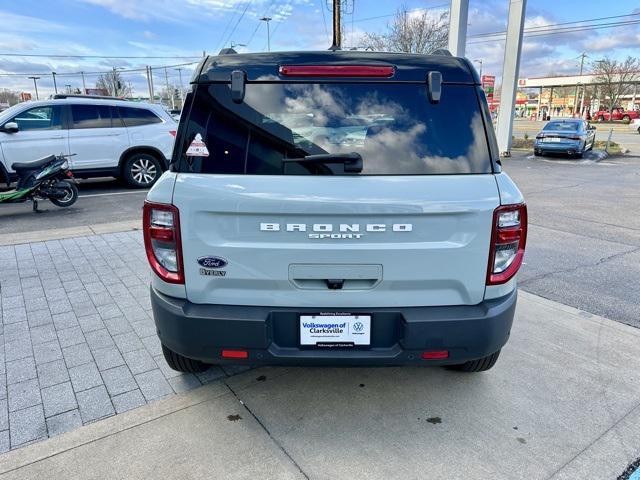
[299,313,371,348]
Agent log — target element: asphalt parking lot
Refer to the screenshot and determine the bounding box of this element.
[503,152,640,327]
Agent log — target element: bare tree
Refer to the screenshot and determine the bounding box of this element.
[361,5,448,54]
[591,56,640,112]
[0,89,20,106]
[96,70,130,97]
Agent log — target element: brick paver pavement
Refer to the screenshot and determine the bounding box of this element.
[0,231,248,451]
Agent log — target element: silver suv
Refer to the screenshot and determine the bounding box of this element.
[144,50,527,373]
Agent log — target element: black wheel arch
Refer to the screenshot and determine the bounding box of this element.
[118,146,168,177]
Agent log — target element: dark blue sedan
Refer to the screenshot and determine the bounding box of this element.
[534,119,596,158]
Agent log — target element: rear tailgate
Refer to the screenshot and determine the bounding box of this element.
[173,174,499,307]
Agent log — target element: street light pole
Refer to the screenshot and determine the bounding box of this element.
[573,53,587,116]
[175,67,185,108]
[474,59,483,79]
[28,76,40,100]
[260,17,272,52]
[52,72,58,94]
[164,67,175,110]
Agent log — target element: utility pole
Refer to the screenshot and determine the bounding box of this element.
[164,67,175,109]
[52,72,58,94]
[330,0,341,50]
[260,17,272,52]
[81,71,87,94]
[175,67,185,108]
[28,76,40,100]
[146,66,155,103]
[495,0,527,156]
[448,0,469,56]
[573,53,587,116]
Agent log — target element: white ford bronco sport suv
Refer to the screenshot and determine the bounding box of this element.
[144,50,527,373]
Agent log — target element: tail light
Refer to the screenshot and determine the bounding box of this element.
[279,65,395,77]
[487,204,527,285]
[169,130,177,137]
[143,201,184,284]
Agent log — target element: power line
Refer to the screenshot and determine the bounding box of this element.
[352,3,449,23]
[320,0,330,44]
[468,18,640,44]
[0,53,201,59]
[261,0,292,50]
[221,0,254,50]
[470,12,640,38]
[245,0,276,46]
[0,61,198,77]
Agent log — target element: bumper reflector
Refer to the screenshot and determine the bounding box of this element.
[422,350,449,360]
[222,349,248,359]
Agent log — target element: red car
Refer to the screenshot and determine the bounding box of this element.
[593,107,639,123]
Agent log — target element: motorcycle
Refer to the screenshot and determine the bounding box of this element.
[0,154,78,211]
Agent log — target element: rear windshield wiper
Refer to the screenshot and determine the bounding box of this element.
[282,152,363,173]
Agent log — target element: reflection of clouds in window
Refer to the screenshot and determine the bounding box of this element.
[239,83,490,174]
[361,113,487,174]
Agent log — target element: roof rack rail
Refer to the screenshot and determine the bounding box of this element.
[218,48,237,55]
[53,94,124,100]
[431,49,452,56]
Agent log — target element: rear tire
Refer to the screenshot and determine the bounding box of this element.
[622,115,631,124]
[446,350,501,373]
[162,344,210,373]
[49,181,78,207]
[123,153,162,188]
[534,150,541,156]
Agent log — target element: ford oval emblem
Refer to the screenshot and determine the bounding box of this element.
[197,256,228,269]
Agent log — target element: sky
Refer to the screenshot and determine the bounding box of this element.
[0,0,639,98]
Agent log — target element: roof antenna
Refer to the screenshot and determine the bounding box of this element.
[329,0,341,51]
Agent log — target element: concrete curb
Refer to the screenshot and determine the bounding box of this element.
[0,220,140,246]
[0,381,229,475]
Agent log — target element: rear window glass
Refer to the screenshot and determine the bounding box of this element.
[544,122,580,131]
[177,82,491,175]
[118,107,162,127]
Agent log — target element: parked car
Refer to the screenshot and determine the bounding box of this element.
[629,118,640,134]
[144,50,527,374]
[534,119,596,158]
[0,95,177,187]
[592,107,639,123]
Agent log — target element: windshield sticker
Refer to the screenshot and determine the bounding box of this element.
[186,133,210,157]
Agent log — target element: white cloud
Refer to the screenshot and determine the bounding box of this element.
[0,10,66,33]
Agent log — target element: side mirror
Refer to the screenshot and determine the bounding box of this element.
[1,122,19,133]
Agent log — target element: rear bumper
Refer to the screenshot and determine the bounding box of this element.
[534,140,583,154]
[151,287,517,366]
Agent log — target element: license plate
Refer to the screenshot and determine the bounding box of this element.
[300,314,371,347]
[544,137,562,142]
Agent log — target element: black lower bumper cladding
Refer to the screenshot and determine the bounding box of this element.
[151,287,517,367]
